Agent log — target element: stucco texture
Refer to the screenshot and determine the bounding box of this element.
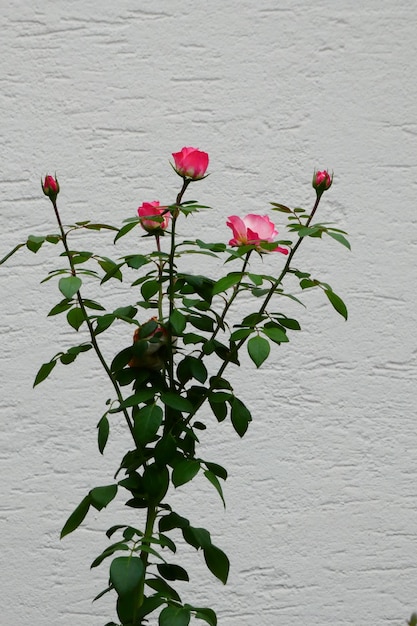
[0,1,416,625]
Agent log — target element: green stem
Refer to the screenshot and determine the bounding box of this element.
[166,179,191,389]
[135,504,158,618]
[195,250,252,362]
[155,235,164,322]
[51,200,137,444]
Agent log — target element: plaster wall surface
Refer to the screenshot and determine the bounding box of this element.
[0,1,416,625]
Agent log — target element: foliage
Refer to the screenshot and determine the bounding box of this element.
[1,156,349,625]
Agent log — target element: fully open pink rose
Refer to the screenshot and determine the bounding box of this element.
[172,147,209,180]
[138,201,170,233]
[227,214,288,254]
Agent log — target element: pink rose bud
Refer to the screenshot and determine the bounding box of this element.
[138,201,170,233]
[226,214,288,255]
[42,174,59,202]
[312,170,333,195]
[172,146,209,180]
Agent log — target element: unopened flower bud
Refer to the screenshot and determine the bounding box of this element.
[312,170,333,196]
[42,175,59,202]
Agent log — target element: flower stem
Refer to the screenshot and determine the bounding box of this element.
[135,503,157,619]
[51,200,137,443]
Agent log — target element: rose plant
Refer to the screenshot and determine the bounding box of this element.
[0,147,349,626]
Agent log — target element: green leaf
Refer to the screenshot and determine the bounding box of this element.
[230,397,252,437]
[160,392,193,413]
[193,607,217,626]
[61,495,91,538]
[146,577,181,602]
[325,290,348,320]
[177,356,207,384]
[327,231,351,250]
[143,463,169,502]
[154,434,177,464]
[270,202,292,213]
[33,360,56,387]
[204,470,226,507]
[90,484,118,511]
[300,278,317,289]
[91,542,130,568]
[231,327,253,342]
[182,526,211,550]
[134,404,163,445]
[60,352,77,365]
[48,299,72,316]
[159,512,190,532]
[59,276,82,299]
[159,605,191,626]
[203,544,229,584]
[247,335,270,367]
[110,556,144,596]
[241,312,265,327]
[141,279,160,300]
[172,459,200,487]
[110,346,132,372]
[277,317,300,330]
[97,415,110,454]
[114,220,139,243]
[120,389,156,407]
[262,326,289,344]
[170,309,187,334]
[208,394,229,422]
[66,307,85,330]
[188,314,214,332]
[26,235,45,253]
[125,253,149,269]
[157,563,189,582]
[212,272,241,295]
[205,462,227,480]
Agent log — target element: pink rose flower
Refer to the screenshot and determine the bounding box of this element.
[138,201,170,233]
[42,174,59,200]
[312,170,333,194]
[226,214,288,255]
[172,146,209,180]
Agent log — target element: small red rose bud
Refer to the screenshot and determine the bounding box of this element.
[312,170,333,196]
[42,174,60,203]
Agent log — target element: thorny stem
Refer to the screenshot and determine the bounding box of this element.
[51,200,137,444]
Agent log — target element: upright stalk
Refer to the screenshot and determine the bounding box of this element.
[135,504,158,619]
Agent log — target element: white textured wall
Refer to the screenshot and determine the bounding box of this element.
[1,1,416,625]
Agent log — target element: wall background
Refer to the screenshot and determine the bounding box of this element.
[1,1,416,625]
